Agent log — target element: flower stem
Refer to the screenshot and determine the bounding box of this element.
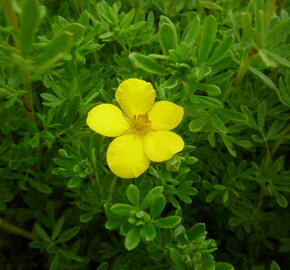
[0,218,38,241]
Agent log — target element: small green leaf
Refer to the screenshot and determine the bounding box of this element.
[140,186,163,210]
[196,83,221,96]
[183,15,200,48]
[155,216,181,228]
[33,31,73,72]
[221,134,236,157]
[125,227,140,250]
[192,95,224,109]
[20,0,40,57]
[241,12,253,41]
[150,195,166,219]
[35,224,50,241]
[187,223,206,240]
[56,226,80,243]
[50,254,60,270]
[159,16,177,55]
[62,23,86,44]
[275,192,288,208]
[270,261,281,270]
[140,223,156,241]
[27,178,53,194]
[266,51,290,68]
[216,262,234,270]
[218,109,248,122]
[211,114,227,133]
[67,176,81,188]
[126,184,140,206]
[259,49,277,68]
[52,216,64,241]
[198,15,217,62]
[207,36,233,65]
[249,66,276,90]
[129,52,168,75]
[58,249,84,262]
[111,203,137,215]
[189,115,208,132]
[277,76,290,107]
[97,262,109,270]
[80,212,95,223]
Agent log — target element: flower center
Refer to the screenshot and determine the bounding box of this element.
[129,114,151,136]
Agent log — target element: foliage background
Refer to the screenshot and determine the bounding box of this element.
[0,0,290,269]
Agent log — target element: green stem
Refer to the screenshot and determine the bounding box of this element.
[271,123,290,156]
[108,176,118,202]
[222,49,257,102]
[0,218,38,241]
[3,0,20,50]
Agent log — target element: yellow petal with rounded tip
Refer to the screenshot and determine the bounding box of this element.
[116,78,156,117]
[107,135,150,178]
[144,131,184,162]
[87,104,129,137]
[148,101,184,130]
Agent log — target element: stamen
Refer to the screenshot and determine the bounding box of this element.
[130,114,151,136]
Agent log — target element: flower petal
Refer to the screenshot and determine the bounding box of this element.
[116,78,156,117]
[148,101,184,130]
[144,131,184,162]
[107,135,150,178]
[87,104,129,137]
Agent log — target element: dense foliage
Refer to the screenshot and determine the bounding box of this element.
[0,0,290,269]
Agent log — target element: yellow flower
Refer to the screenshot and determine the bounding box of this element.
[86,78,184,178]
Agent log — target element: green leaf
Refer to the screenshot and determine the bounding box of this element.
[140,186,163,210]
[200,1,223,10]
[20,0,40,57]
[58,249,84,262]
[97,262,109,270]
[111,203,137,215]
[198,15,217,62]
[183,15,200,48]
[187,223,206,240]
[218,109,248,122]
[62,23,86,44]
[52,217,64,241]
[211,114,227,133]
[207,36,233,65]
[125,227,140,250]
[126,184,140,206]
[62,95,81,129]
[189,114,208,132]
[196,83,221,96]
[50,254,60,270]
[275,192,288,208]
[56,226,80,243]
[140,223,156,241]
[33,31,73,72]
[277,76,290,107]
[249,66,276,90]
[27,178,53,194]
[129,52,168,75]
[150,195,166,219]
[159,16,177,55]
[221,134,236,157]
[267,51,290,68]
[270,261,281,270]
[259,49,277,68]
[241,12,253,41]
[216,262,234,270]
[35,224,50,241]
[67,176,81,188]
[155,216,181,228]
[80,212,95,223]
[192,95,224,109]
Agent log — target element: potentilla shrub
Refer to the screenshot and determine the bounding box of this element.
[0,0,289,269]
